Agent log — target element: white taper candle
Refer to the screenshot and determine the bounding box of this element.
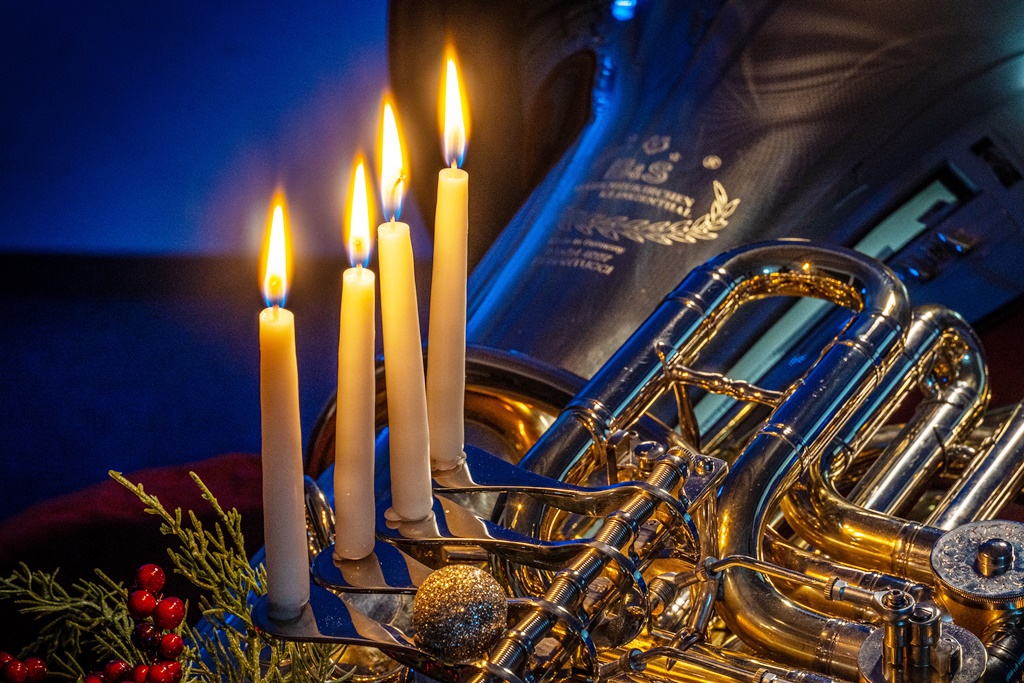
[427,165,468,471]
[378,219,433,521]
[259,195,309,621]
[335,265,377,558]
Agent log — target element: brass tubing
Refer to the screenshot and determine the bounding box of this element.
[699,553,886,623]
[503,242,909,681]
[849,306,988,515]
[473,456,686,683]
[691,645,845,683]
[684,478,720,637]
[782,446,943,583]
[600,641,846,683]
[778,308,982,581]
[685,582,718,635]
[714,246,910,679]
[514,241,868,504]
[765,531,925,596]
[600,645,770,683]
[927,400,1024,530]
[773,309,943,582]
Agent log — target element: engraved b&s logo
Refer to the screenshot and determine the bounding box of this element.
[574,133,741,247]
[605,135,678,185]
[604,158,673,185]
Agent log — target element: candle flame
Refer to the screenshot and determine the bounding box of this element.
[345,155,374,268]
[260,190,292,307]
[379,96,407,221]
[441,48,469,168]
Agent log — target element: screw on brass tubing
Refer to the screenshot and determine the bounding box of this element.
[634,441,665,477]
[598,649,645,679]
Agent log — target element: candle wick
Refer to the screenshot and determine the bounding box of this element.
[451,159,458,170]
[387,173,407,222]
[272,304,280,321]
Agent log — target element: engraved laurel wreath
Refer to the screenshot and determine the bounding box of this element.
[570,181,740,245]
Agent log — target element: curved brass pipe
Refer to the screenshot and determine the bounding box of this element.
[504,241,910,680]
[600,641,844,683]
[515,241,865,488]
[705,245,911,680]
[849,306,988,516]
[780,307,987,582]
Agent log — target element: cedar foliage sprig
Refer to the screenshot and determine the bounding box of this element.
[0,564,145,680]
[0,471,350,683]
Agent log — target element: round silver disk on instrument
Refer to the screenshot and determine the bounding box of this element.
[931,520,1024,605]
[931,519,1024,633]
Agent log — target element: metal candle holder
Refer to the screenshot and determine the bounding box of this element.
[253,443,726,683]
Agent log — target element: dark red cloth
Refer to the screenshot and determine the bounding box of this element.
[0,453,264,658]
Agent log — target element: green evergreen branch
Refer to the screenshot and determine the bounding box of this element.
[1,472,350,683]
[0,564,143,679]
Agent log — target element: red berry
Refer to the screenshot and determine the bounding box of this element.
[0,656,11,667]
[84,674,105,683]
[128,590,157,621]
[2,661,28,683]
[135,565,165,595]
[133,622,161,652]
[157,633,184,661]
[22,659,45,683]
[146,663,172,683]
[103,661,129,683]
[164,663,181,683]
[130,666,148,683]
[152,597,185,630]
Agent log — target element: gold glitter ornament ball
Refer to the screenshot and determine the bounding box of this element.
[412,564,508,661]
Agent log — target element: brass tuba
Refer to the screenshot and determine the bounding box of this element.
[272,2,1024,681]
[280,239,1024,683]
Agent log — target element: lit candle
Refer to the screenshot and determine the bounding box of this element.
[335,156,377,560]
[258,191,310,621]
[377,98,433,522]
[427,50,470,473]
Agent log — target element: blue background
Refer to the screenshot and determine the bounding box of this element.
[1,1,392,257]
[0,2,428,520]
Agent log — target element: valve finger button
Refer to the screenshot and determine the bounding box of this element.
[977,538,1014,577]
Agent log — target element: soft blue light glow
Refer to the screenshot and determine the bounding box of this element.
[612,0,636,21]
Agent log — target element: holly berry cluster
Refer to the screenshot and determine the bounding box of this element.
[91,565,187,683]
[0,652,46,683]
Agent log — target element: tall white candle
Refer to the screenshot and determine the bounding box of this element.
[259,194,310,621]
[335,158,377,560]
[427,55,470,472]
[378,219,433,521]
[378,100,433,522]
